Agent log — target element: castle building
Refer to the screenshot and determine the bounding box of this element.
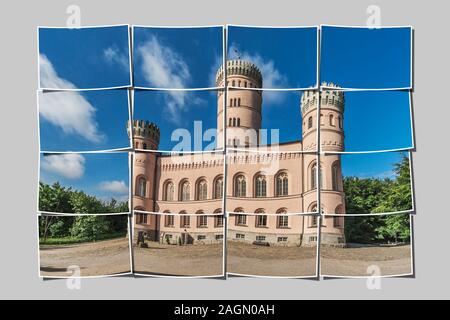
[131,60,346,246]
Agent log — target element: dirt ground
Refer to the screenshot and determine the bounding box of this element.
[134,242,224,276]
[39,237,131,277]
[227,241,317,277]
[320,245,412,277]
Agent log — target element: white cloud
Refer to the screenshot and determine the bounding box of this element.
[99,180,129,194]
[228,44,288,105]
[41,154,85,179]
[39,54,105,143]
[137,36,207,123]
[103,46,130,72]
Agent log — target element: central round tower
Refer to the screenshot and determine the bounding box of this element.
[215,60,263,148]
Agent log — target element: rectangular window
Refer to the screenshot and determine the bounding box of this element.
[277,215,289,228]
[236,214,247,226]
[256,215,267,227]
[215,234,224,240]
[197,215,208,228]
[180,215,190,228]
[277,237,288,242]
[309,236,318,242]
[236,233,245,239]
[138,213,147,224]
[215,216,224,228]
[197,235,206,241]
[256,235,266,242]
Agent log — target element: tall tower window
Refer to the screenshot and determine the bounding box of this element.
[308,116,313,129]
[238,98,241,106]
[311,164,322,190]
[164,181,174,201]
[142,143,147,150]
[180,181,190,201]
[233,118,236,127]
[229,118,232,126]
[237,118,241,127]
[214,177,223,199]
[338,116,342,129]
[276,172,289,196]
[255,175,267,197]
[329,114,334,126]
[234,175,246,197]
[197,179,208,200]
[229,98,233,107]
[233,98,237,106]
[332,163,339,191]
[137,177,146,197]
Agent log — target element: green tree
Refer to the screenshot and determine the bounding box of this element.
[70,216,111,241]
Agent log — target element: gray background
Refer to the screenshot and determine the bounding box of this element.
[0,0,446,299]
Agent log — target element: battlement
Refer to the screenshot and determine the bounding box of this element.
[215,60,263,87]
[301,83,345,114]
[127,120,160,143]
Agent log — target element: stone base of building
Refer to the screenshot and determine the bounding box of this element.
[321,232,346,247]
[227,229,303,247]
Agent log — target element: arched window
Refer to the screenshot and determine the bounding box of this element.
[165,214,174,227]
[237,118,240,127]
[238,98,241,106]
[276,172,288,196]
[233,118,236,127]
[229,98,233,107]
[238,80,241,87]
[233,98,237,106]
[229,118,232,126]
[180,181,190,201]
[338,116,342,129]
[308,116,313,129]
[232,80,236,87]
[234,208,246,226]
[142,143,147,150]
[310,205,318,227]
[255,209,267,228]
[276,209,288,228]
[137,177,146,197]
[311,163,322,190]
[164,181,174,201]
[329,114,334,126]
[214,209,223,227]
[333,205,344,228]
[137,213,147,224]
[332,163,339,191]
[180,211,190,228]
[234,175,246,197]
[255,174,267,197]
[244,81,247,88]
[197,211,207,228]
[214,177,223,199]
[197,179,207,200]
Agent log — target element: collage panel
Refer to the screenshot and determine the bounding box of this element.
[38,25,131,90]
[38,213,131,278]
[227,213,318,278]
[133,26,224,89]
[132,151,225,215]
[320,26,412,90]
[38,89,131,152]
[320,213,413,278]
[133,89,224,152]
[320,151,414,215]
[226,151,318,215]
[227,26,318,89]
[38,152,130,214]
[319,89,414,153]
[133,212,224,277]
[225,89,318,153]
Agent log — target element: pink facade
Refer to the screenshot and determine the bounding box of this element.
[131,60,346,246]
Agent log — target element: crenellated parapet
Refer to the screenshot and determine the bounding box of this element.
[215,60,263,88]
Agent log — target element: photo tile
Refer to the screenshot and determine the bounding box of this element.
[38,25,131,90]
[226,26,318,89]
[38,89,131,152]
[38,213,132,278]
[133,89,224,153]
[319,89,414,153]
[133,26,224,89]
[132,151,225,215]
[227,213,318,277]
[320,151,414,215]
[133,212,224,277]
[320,26,412,90]
[38,152,130,214]
[226,151,319,214]
[320,213,413,278]
[225,89,318,153]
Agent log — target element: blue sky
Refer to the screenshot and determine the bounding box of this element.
[39,25,131,89]
[39,153,129,204]
[133,26,223,88]
[341,90,413,152]
[341,151,409,180]
[321,26,412,89]
[228,26,317,89]
[39,90,131,152]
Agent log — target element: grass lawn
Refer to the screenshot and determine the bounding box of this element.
[39,232,127,245]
